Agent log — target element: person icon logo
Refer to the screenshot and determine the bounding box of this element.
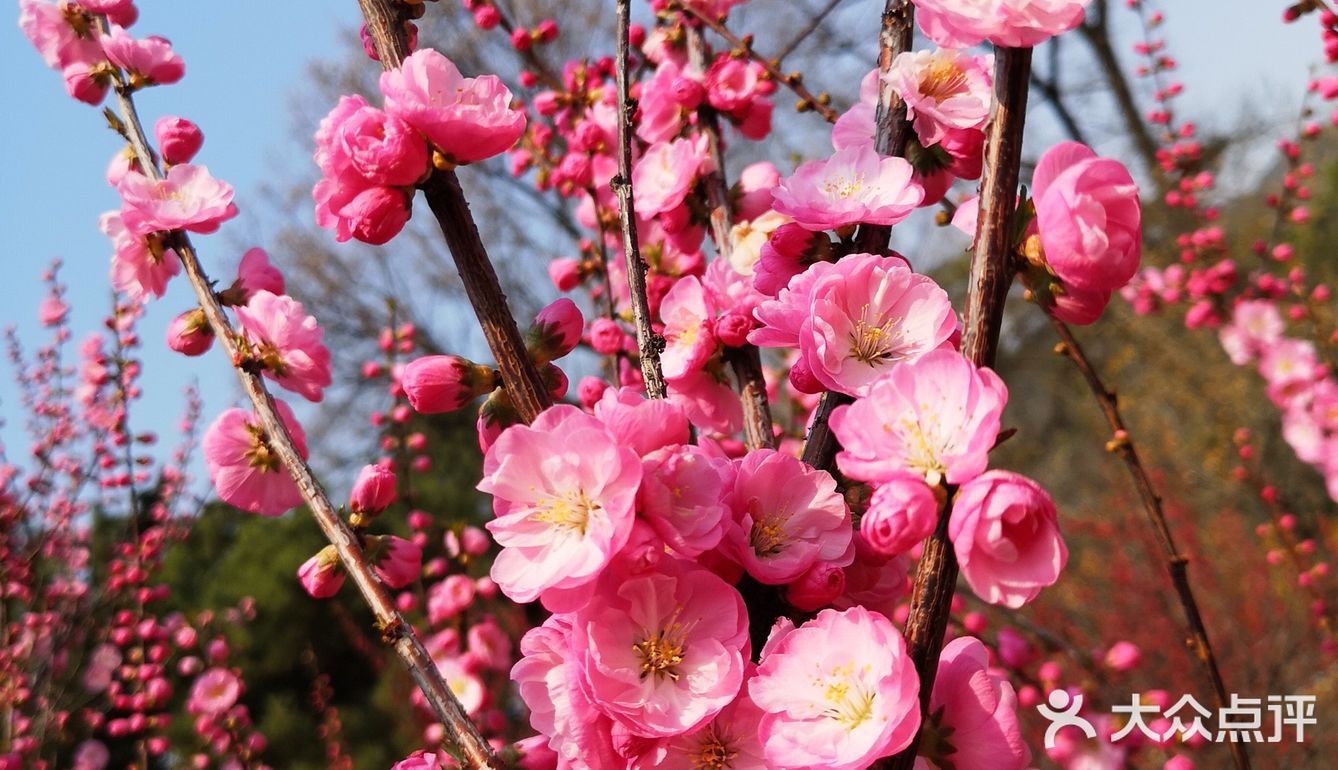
[1037,689,1097,749]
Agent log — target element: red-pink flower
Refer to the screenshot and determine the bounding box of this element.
[101,26,183,86]
[771,145,923,232]
[639,445,730,558]
[860,472,939,557]
[922,636,1029,770]
[297,547,345,599]
[402,355,495,413]
[948,470,1067,608]
[234,290,333,403]
[19,0,102,70]
[1033,141,1141,293]
[155,116,204,165]
[188,668,241,716]
[380,48,526,165]
[750,607,920,770]
[573,559,749,738]
[831,350,1007,486]
[723,449,853,585]
[427,574,476,624]
[117,164,237,235]
[232,247,285,302]
[372,535,422,589]
[350,463,397,515]
[336,100,429,186]
[593,386,691,457]
[202,399,307,516]
[478,405,642,607]
[914,0,1089,48]
[886,49,992,146]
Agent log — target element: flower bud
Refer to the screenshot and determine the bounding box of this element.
[154,116,204,165]
[548,257,584,291]
[860,473,938,557]
[784,561,845,611]
[1103,640,1141,672]
[371,535,422,589]
[589,317,625,356]
[349,463,398,515]
[297,547,344,599]
[402,355,495,413]
[166,309,213,356]
[526,297,583,363]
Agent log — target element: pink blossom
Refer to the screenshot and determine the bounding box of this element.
[633,137,709,217]
[391,750,452,770]
[751,253,956,397]
[336,185,413,245]
[297,547,345,599]
[466,617,513,671]
[734,161,782,222]
[593,386,691,457]
[117,164,237,235]
[785,561,846,612]
[652,683,768,770]
[402,355,494,413]
[948,470,1067,608]
[233,247,285,302]
[1104,641,1141,672]
[1260,338,1322,394]
[380,48,526,165]
[101,210,180,300]
[833,102,875,151]
[38,296,68,327]
[753,223,826,297]
[373,535,422,589]
[1049,283,1112,326]
[639,445,730,558]
[750,607,920,770]
[166,308,213,356]
[234,290,333,402]
[861,472,939,557]
[922,636,1029,770]
[659,276,719,379]
[705,57,767,113]
[349,464,397,516]
[72,741,109,770]
[427,574,476,623]
[433,655,486,714]
[637,61,698,144]
[887,49,992,146]
[82,644,121,693]
[914,0,1090,49]
[154,116,203,165]
[831,350,1007,486]
[202,400,307,516]
[772,145,924,232]
[336,101,429,186]
[1033,142,1141,293]
[188,668,241,716]
[101,26,183,85]
[666,368,745,435]
[478,405,642,606]
[723,449,853,585]
[573,559,749,737]
[835,541,911,618]
[19,0,102,70]
[528,298,584,363]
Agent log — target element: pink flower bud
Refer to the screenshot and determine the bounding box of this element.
[589,317,625,355]
[527,297,584,362]
[350,463,398,515]
[372,536,422,589]
[154,116,204,165]
[473,5,501,29]
[297,547,345,599]
[578,375,609,408]
[1103,640,1141,671]
[548,257,583,291]
[402,355,492,413]
[860,474,938,557]
[343,186,412,246]
[166,309,213,356]
[784,561,845,611]
[461,526,490,556]
[714,312,753,347]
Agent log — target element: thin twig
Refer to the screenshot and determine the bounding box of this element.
[1044,310,1251,770]
[678,4,840,124]
[612,0,667,399]
[883,47,1033,770]
[775,0,846,61]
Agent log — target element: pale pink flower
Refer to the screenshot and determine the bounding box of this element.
[666,368,745,435]
[433,655,486,715]
[750,607,920,770]
[771,145,923,232]
[1219,299,1284,365]
[1260,338,1322,394]
[478,405,642,607]
[652,683,768,770]
[922,636,1029,770]
[427,574,476,624]
[633,137,709,218]
[1033,142,1141,293]
[38,296,68,327]
[234,290,333,402]
[380,48,526,165]
[639,445,730,558]
[188,668,241,716]
[831,350,1007,486]
[659,276,719,380]
[887,49,992,146]
[914,0,1090,49]
[19,0,101,70]
[202,400,307,516]
[752,253,956,397]
[101,26,183,85]
[117,164,237,235]
[833,103,875,151]
[72,740,109,770]
[101,210,180,300]
[861,472,939,557]
[573,559,749,737]
[466,617,513,671]
[723,448,853,585]
[82,644,121,693]
[593,386,691,457]
[391,751,452,770]
[948,470,1067,608]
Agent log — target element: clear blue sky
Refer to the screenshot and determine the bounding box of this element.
[0,0,1322,490]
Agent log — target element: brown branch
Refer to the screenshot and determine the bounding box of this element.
[883,47,1033,770]
[678,4,840,124]
[104,79,502,770]
[1044,311,1251,770]
[612,0,667,399]
[359,0,551,424]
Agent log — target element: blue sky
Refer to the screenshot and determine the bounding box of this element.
[0,0,1324,491]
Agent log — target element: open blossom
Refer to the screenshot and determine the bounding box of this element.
[949,470,1067,608]
[914,0,1090,49]
[380,48,526,165]
[234,290,333,402]
[634,137,709,217]
[101,211,180,300]
[639,445,731,558]
[574,559,749,738]
[831,350,1007,486]
[232,246,285,302]
[1033,142,1141,293]
[202,399,307,515]
[887,49,991,146]
[117,164,237,235]
[860,472,939,557]
[19,0,103,70]
[188,668,241,716]
[593,386,691,457]
[652,680,769,770]
[659,276,718,380]
[771,145,924,232]
[751,253,956,397]
[922,637,1029,770]
[101,26,183,86]
[750,607,920,770]
[335,101,429,187]
[1218,300,1285,365]
[723,449,853,585]
[477,405,642,607]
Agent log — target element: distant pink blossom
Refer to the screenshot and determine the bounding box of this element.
[202,399,307,515]
[723,448,853,585]
[1218,300,1284,365]
[188,668,241,716]
[914,0,1090,49]
[117,164,237,235]
[1033,142,1141,293]
[380,48,526,165]
[831,349,1007,486]
[665,368,745,435]
[772,145,923,232]
[639,445,730,558]
[860,472,939,557]
[478,405,642,607]
[573,559,749,737]
[633,137,709,217]
[391,750,452,770]
[750,607,920,770]
[924,636,1030,770]
[427,574,476,624]
[234,290,333,402]
[949,470,1067,608]
[887,49,992,146]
